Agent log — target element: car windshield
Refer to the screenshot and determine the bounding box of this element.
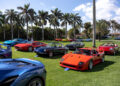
[47,43,62,47]
[26,41,33,44]
[74,49,91,56]
[70,42,75,44]
[102,43,115,46]
[12,39,18,41]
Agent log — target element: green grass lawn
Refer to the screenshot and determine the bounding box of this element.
[10,40,120,86]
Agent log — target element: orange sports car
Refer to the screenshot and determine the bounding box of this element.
[60,48,105,71]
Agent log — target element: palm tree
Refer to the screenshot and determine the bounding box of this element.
[110,20,120,37]
[51,8,63,39]
[15,14,25,38]
[96,20,110,41]
[0,12,7,40]
[17,4,33,40]
[61,13,70,39]
[84,22,92,38]
[48,14,54,29]
[38,10,48,40]
[29,9,36,40]
[5,9,17,39]
[70,13,82,39]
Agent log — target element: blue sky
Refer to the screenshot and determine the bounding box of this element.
[0,0,120,23]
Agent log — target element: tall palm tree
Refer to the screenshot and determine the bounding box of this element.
[5,9,17,39]
[61,13,70,39]
[51,8,63,39]
[0,12,7,40]
[38,10,48,40]
[48,14,54,29]
[29,9,36,40]
[70,13,82,39]
[17,4,33,40]
[15,14,25,38]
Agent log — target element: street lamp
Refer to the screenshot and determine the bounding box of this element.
[93,0,96,48]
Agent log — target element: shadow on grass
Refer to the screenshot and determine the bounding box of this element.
[36,54,63,59]
[84,61,115,72]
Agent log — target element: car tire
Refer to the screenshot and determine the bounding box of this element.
[28,47,33,52]
[101,57,105,63]
[88,60,93,70]
[49,52,53,57]
[27,78,43,86]
[64,50,67,54]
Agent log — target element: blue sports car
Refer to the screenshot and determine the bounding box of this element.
[0,58,46,86]
[3,38,27,46]
[0,44,12,58]
[34,42,68,57]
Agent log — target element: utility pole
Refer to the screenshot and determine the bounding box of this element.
[93,0,96,48]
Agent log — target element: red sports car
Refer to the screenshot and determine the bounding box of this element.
[99,43,119,55]
[14,41,47,52]
[60,48,105,71]
[55,38,62,41]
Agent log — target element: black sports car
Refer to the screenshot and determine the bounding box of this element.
[66,42,84,50]
[34,42,68,57]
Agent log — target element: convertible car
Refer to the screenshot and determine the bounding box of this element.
[99,43,119,55]
[66,42,84,50]
[3,38,27,46]
[34,42,68,57]
[0,58,46,86]
[14,41,47,52]
[0,44,12,59]
[60,48,105,71]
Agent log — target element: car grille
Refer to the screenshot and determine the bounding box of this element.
[63,63,76,68]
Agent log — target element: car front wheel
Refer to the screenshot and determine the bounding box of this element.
[88,60,93,70]
[101,57,105,62]
[27,78,43,86]
[49,52,53,57]
[28,47,33,52]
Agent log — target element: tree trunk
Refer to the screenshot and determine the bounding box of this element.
[56,26,58,39]
[54,26,55,39]
[11,20,13,40]
[3,27,5,41]
[26,21,29,40]
[74,23,76,39]
[31,23,34,40]
[18,27,19,38]
[42,25,44,40]
[65,22,67,39]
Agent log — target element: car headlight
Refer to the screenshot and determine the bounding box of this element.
[1,76,18,85]
[110,48,113,51]
[60,58,64,62]
[78,62,84,65]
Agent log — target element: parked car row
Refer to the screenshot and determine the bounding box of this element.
[0,38,119,86]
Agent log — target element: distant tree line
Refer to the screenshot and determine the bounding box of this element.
[0,4,120,41]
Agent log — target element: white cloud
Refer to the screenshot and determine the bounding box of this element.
[73,0,120,23]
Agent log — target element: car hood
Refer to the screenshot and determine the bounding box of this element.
[0,58,44,82]
[15,43,31,47]
[4,40,15,44]
[35,46,52,52]
[61,53,92,66]
[99,46,113,50]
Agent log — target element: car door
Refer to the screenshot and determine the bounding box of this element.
[92,50,100,63]
[55,44,64,53]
